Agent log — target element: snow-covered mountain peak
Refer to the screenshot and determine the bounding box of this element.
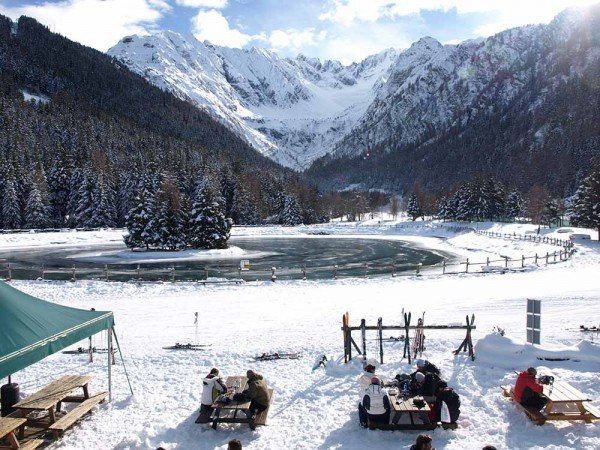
[108,6,599,172]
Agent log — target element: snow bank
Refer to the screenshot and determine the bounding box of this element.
[476,332,600,370]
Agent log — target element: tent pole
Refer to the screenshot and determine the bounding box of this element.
[111,326,134,396]
[107,328,112,402]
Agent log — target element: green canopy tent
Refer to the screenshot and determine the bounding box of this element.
[0,281,132,400]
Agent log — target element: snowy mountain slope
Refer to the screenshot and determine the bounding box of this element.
[109,33,397,169]
[109,5,600,183]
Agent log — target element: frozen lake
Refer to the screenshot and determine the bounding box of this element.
[0,236,448,281]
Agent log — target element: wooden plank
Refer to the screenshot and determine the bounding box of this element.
[14,376,92,411]
[48,392,107,439]
[544,380,590,403]
[0,418,26,440]
[502,386,545,425]
[10,439,44,450]
[583,402,600,419]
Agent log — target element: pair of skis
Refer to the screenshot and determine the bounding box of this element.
[163,312,209,351]
[402,311,425,362]
[254,352,301,361]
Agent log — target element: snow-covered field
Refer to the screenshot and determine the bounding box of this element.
[3,221,600,449]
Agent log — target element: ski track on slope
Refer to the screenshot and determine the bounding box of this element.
[2,221,600,449]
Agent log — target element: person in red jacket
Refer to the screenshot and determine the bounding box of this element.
[514,367,547,411]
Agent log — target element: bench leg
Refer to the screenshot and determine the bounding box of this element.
[48,408,56,424]
[6,431,20,450]
[576,402,593,423]
[83,383,90,399]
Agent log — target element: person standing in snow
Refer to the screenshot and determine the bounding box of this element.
[433,381,461,424]
[513,367,547,411]
[358,364,376,393]
[359,377,391,428]
[410,434,434,450]
[197,368,227,423]
[233,370,270,418]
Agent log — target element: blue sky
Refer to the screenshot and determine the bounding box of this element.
[0,0,597,64]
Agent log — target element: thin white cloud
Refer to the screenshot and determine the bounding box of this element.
[175,0,227,8]
[192,9,256,47]
[0,0,167,51]
[320,0,599,37]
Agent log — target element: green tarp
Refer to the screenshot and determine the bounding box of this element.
[0,281,114,380]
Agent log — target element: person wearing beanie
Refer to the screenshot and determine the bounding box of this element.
[197,368,227,423]
[359,364,377,394]
[227,439,242,450]
[411,360,442,397]
[359,376,391,428]
[514,367,547,411]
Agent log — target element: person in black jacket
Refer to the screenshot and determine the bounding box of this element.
[434,381,461,424]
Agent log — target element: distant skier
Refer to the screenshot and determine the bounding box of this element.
[359,377,391,428]
[514,367,547,411]
[197,368,227,423]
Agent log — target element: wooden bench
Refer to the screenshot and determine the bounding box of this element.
[250,389,274,430]
[502,386,546,425]
[47,392,107,439]
[8,439,44,450]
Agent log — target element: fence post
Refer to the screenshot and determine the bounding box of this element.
[41,264,44,281]
[271,267,277,282]
[71,264,76,282]
[486,256,489,267]
[364,263,368,278]
[171,266,176,283]
[7,263,11,281]
[546,252,549,264]
[442,260,446,274]
[361,319,367,364]
[302,265,307,281]
[392,261,396,277]
[334,264,338,280]
[205,268,209,280]
[465,258,469,273]
[505,256,509,268]
[416,263,422,276]
[105,264,109,281]
[553,251,557,262]
[137,264,141,279]
[521,255,525,268]
[535,253,538,265]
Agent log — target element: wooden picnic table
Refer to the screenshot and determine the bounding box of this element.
[209,376,273,430]
[387,393,435,430]
[541,379,600,423]
[0,417,26,449]
[13,375,91,425]
[502,378,600,425]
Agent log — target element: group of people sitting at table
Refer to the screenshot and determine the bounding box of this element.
[197,368,270,423]
[357,359,461,428]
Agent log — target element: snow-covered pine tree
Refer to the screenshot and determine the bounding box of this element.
[2,172,22,229]
[155,184,186,250]
[124,174,157,249]
[24,183,49,229]
[188,179,232,249]
[436,196,454,221]
[569,164,600,239]
[47,163,70,226]
[483,178,506,220]
[407,193,423,221]
[231,188,260,225]
[66,168,83,228]
[279,194,303,225]
[541,199,561,227]
[74,169,96,227]
[91,174,116,228]
[505,189,524,221]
